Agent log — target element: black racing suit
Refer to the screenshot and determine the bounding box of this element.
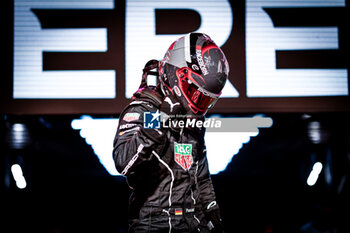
[113,87,222,233]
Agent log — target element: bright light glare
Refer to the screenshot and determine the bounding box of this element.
[11,164,27,189]
[205,132,257,174]
[71,116,273,176]
[307,162,323,186]
[12,123,25,131]
[72,116,119,175]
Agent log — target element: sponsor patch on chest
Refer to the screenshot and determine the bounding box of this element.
[174,142,193,170]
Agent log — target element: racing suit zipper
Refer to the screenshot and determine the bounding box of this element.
[179,128,202,230]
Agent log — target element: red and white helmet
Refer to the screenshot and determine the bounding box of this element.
[158,32,229,116]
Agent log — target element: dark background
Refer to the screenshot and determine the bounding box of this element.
[1,0,350,232]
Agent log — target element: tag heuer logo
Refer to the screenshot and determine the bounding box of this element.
[174,142,193,170]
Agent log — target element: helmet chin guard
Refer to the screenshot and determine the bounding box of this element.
[158,32,229,116]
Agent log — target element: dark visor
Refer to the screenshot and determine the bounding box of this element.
[177,68,220,113]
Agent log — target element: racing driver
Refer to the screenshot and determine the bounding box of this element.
[113,32,229,233]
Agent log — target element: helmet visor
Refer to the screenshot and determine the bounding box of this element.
[177,68,220,114]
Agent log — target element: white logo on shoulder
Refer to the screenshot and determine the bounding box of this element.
[164,97,180,112]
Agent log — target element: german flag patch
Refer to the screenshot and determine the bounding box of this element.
[175,209,183,216]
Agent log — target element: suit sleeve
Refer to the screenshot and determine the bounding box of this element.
[197,145,219,212]
[113,104,167,176]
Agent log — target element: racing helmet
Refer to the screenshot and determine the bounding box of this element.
[158,32,229,116]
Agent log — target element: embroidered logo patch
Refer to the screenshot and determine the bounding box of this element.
[174,142,193,170]
[123,112,140,122]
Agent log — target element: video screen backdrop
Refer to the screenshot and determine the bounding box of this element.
[2,0,349,114]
